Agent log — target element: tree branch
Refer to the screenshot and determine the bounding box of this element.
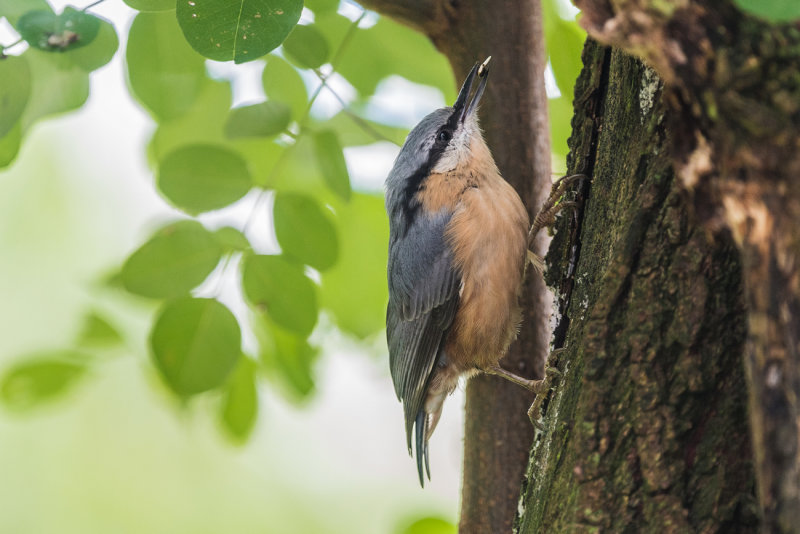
[355,0,446,39]
[358,0,552,530]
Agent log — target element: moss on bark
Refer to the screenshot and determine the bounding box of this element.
[515,41,757,533]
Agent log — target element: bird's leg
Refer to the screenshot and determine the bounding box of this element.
[486,347,566,394]
[527,348,567,430]
[486,365,549,392]
[527,174,585,269]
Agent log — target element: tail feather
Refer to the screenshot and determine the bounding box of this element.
[415,410,429,487]
[424,439,431,481]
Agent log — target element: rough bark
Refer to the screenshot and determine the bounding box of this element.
[570,2,800,531]
[359,1,552,531]
[516,38,758,533]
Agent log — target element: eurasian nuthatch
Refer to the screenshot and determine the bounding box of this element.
[385,58,558,486]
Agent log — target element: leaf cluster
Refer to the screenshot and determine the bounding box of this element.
[0,0,587,446]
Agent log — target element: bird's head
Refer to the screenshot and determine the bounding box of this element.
[387,57,493,192]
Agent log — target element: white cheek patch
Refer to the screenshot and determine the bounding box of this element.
[431,116,480,173]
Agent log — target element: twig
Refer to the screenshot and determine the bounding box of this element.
[330,11,367,68]
[82,0,108,11]
[0,38,24,57]
[312,68,397,145]
[241,8,368,238]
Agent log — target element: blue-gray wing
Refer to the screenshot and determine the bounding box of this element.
[386,210,460,453]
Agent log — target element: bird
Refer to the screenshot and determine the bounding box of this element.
[384,57,562,486]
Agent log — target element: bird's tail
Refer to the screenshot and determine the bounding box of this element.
[414,410,430,487]
[412,391,447,487]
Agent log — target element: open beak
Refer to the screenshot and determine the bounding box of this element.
[452,56,491,124]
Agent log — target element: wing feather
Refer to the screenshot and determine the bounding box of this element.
[386,210,460,454]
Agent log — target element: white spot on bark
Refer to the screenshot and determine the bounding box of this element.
[549,306,561,341]
[678,132,713,189]
[639,66,660,123]
[766,363,781,388]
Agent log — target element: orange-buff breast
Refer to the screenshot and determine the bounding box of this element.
[416,140,529,372]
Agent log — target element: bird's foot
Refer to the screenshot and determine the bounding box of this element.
[526,348,567,430]
[528,174,585,247]
[527,249,545,273]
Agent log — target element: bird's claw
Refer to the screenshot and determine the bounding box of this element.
[528,174,586,246]
[527,348,567,429]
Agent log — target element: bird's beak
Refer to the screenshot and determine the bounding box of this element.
[452,56,491,124]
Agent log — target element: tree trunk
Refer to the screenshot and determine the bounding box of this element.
[516,0,800,530]
[516,38,758,532]
[359,1,553,532]
[515,2,800,531]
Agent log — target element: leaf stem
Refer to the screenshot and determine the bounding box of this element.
[330,11,367,69]
[0,38,24,56]
[211,254,236,297]
[82,0,108,11]
[313,68,397,145]
[242,9,369,236]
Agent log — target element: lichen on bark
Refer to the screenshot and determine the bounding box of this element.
[515,41,757,533]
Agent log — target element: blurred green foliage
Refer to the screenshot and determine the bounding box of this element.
[17,7,99,51]
[0,0,585,455]
[397,516,457,534]
[1,352,88,411]
[733,0,800,21]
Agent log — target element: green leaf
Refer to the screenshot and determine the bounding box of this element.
[65,15,118,71]
[270,134,329,198]
[158,144,253,214]
[242,254,318,336]
[305,0,338,14]
[733,0,800,21]
[151,297,241,396]
[229,137,283,187]
[224,101,291,139]
[17,8,100,52]
[147,77,283,190]
[126,11,206,121]
[0,0,51,25]
[20,50,89,131]
[542,0,585,96]
[77,311,124,346]
[149,77,233,162]
[123,0,174,11]
[549,95,573,164]
[176,0,303,64]
[312,129,351,200]
[321,193,388,338]
[398,517,457,534]
[316,13,454,100]
[219,357,258,441]
[273,192,338,271]
[1,354,87,411]
[0,122,21,169]
[214,226,251,252]
[282,24,330,69]
[121,220,223,298]
[262,54,308,119]
[255,314,317,400]
[0,55,31,138]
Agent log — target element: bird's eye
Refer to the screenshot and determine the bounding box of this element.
[437,130,451,142]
